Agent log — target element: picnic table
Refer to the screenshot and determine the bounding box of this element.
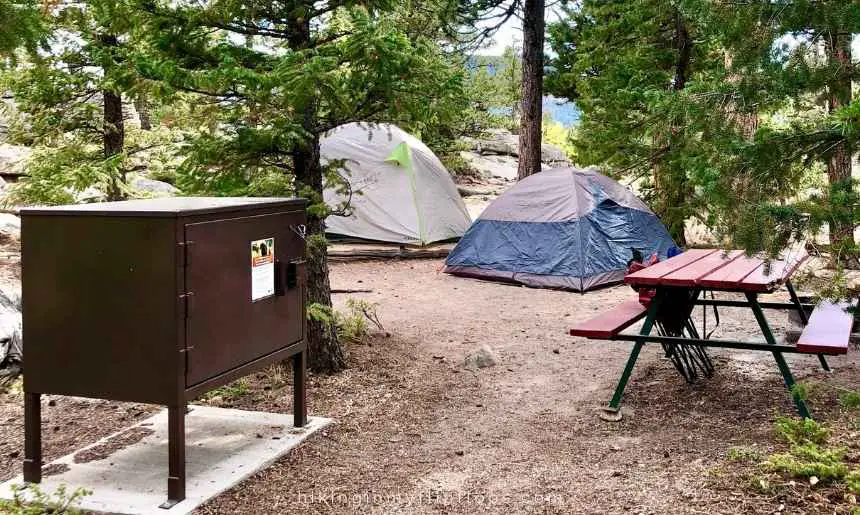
[570,248,855,420]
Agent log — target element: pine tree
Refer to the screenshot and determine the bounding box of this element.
[0,0,45,60]
[516,0,544,180]
[454,0,545,180]
[137,0,463,373]
[687,1,860,262]
[546,0,715,244]
[2,0,167,205]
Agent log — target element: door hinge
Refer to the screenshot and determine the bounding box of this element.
[177,240,195,266]
[180,292,194,319]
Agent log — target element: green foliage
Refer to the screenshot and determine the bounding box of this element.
[200,379,250,402]
[790,382,810,403]
[729,400,860,501]
[727,445,762,463]
[0,0,46,62]
[307,303,335,326]
[439,151,480,181]
[847,470,860,495]
[548,0,860,262]
[542,120,576,161]
[774,416,830,446]
[839,390,860,411]
[764,443,848,483]
[0,483,90,514]
[141,2,464,207]
[547,0,712,244]
[1,0,175,205]
[336,298,384,344]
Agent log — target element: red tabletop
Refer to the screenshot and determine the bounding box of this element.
[625,248,808,292]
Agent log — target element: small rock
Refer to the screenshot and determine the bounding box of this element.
[552,348,560,354]
[809,476,819,486]
[455,450,464,456]
[256,433,263,439]
[463,345,498,370]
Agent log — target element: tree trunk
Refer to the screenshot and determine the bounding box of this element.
[294,136,345,374]
[100,34,125,202]
[134,95,152,131]
[516,0,544,181]
[288,12,345,374]
[723,52,758,141]
[825,30,855,254]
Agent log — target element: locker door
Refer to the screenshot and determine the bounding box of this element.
[184,211,305,386]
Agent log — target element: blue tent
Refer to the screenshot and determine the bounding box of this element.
[444,167,676,291]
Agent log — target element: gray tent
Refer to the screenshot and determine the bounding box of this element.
[445,167,677,291]
[322,123,471,245]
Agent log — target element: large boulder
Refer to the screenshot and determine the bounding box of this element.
[461,129,572,166]
[0,144,30,180]
[130,175,178,197]
[0,213,20,244]
[459,152,519,181]
[0,284,22,376]
[459,151,554,182]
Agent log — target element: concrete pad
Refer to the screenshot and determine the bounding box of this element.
[0,406,331,515]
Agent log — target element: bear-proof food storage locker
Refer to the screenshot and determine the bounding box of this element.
[20,197,308,508]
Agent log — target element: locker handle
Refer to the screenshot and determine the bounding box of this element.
[275,259,304,295]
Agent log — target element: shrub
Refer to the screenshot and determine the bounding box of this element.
[335,299,383,344]
[0,483,90,514]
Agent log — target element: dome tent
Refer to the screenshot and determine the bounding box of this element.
[444,167,676,291]
[322,123,471,246]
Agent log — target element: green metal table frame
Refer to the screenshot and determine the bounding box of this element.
[604,281,831,419]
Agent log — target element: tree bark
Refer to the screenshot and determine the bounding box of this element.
[100,34,125,202]
[723,52,758,141]
[825,30,855,254]
[294,135,345,374]
[134,95,153,131]
[288,11,345,374]
[516,0,544,181]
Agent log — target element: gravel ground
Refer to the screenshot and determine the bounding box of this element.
[2,258,860,514]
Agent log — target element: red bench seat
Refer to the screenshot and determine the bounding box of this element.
[570,300,648,339]
[796,301,854,355]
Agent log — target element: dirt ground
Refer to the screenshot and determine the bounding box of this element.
[2,257,859,513]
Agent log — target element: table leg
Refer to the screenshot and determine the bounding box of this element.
[293,350,307,428]
[606,291,663,413]
[746,292,811,419]
[160,404,186,509]
[786,281,829,372]
[23,392,41,483]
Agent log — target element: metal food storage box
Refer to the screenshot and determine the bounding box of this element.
[20,197,308,508]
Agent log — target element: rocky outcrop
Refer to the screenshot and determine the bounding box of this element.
[0,284,22,376]
[458,152,553,181]
[461,129,572,166]
[457,129,571,181]
[0,144,30,180]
